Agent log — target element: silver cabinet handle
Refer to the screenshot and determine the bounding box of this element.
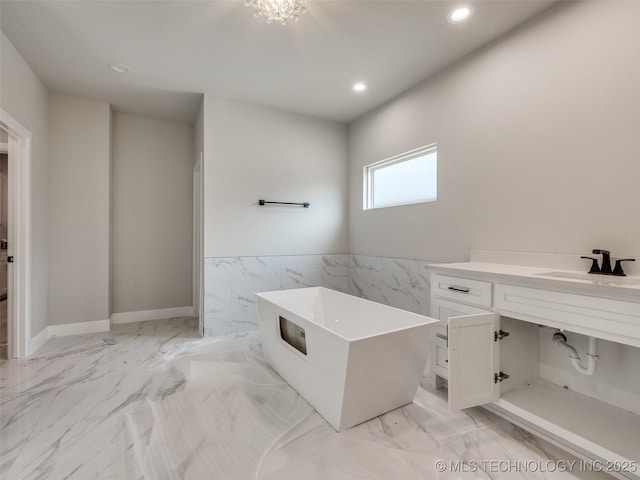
[448,285,470,293]
[436,333,448,341]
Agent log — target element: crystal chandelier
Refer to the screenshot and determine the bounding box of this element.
[244,0,307,25]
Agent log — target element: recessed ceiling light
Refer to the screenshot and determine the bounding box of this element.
[108,63,132,74]
[353,83,367,92]
[448,6,473,23]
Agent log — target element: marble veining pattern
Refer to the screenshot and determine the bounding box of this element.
[0,318,198,480]
[204,254,349,336]
[348,254,436,316]
[1,321,609,480]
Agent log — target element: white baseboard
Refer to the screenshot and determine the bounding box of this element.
[110,306,194,325]
[49,319,111,338]
[25,307,193,356]
[27,319,111,355]
[28,327,50,355]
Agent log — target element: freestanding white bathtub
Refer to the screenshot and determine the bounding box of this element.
[255,287,439,431]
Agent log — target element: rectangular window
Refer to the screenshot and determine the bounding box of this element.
[364,144,437,210]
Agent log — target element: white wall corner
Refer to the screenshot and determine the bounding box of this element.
[28,326,50,356]
[48,319,111,338]
[110,306,194,325]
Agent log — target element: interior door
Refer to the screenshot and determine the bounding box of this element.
[448,312,500,410]
[5,133,16,359]
[0,137,7,359]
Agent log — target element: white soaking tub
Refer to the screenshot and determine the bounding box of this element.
[255,287,439,431]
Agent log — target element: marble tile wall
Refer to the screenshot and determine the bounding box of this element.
[348,254,435,316]
[203,254,349,336]
[203,253,437,338]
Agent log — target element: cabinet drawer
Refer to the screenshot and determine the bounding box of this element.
[495,284,640,348]
[432,274,492,308]
[434,336,449,377]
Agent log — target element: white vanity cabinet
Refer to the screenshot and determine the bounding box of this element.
[429,265,640,479]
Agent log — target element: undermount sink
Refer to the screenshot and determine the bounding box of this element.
[535,271,640,285]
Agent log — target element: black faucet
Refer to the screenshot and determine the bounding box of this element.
[593,249,612,274]
[581,249,636,276]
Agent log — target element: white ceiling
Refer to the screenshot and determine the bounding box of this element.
[0,0,557,124]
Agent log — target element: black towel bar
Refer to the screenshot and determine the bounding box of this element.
[259,200,310,208]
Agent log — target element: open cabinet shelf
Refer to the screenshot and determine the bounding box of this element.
[496,379,640,465]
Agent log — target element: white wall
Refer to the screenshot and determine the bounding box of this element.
[203,96,348,257]
[0,31,50,337]
[112,112,194,313]
[48,93,111,325]
[194,100,204,169]
[349,2,640,262]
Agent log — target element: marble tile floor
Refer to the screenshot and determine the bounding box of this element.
[0,318,199,480]
[1,319,610,480]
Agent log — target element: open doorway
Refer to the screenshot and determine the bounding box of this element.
[0,109,32,359]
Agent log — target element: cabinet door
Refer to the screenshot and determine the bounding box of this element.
[448,313,500,410]
[431,297,492,340]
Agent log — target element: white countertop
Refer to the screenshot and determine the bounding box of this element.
[427,262,640,302]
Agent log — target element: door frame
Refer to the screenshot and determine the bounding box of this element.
[193,153,204,336]
[0,109,31,358]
